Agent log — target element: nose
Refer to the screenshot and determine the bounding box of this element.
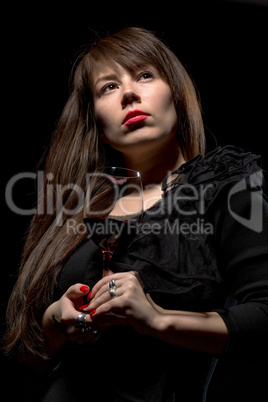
[121,89,141,108]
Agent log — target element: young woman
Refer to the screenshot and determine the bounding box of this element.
[5,27,268,401]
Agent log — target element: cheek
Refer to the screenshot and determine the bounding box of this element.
[96,108,111,132]
[158,87,175,112]
[95,100,117,133]
[153,87,177,126]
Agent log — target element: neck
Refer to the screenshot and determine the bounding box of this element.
[123,139,185,187]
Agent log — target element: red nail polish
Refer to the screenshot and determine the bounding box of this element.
[80,285,89,292]
[79,302,91,310]
[90,309,96,317]
[87,290,93,301]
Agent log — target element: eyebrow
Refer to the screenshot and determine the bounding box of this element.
[95,74,119,87]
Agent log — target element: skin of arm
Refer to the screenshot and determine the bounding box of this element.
[146,297,228,355]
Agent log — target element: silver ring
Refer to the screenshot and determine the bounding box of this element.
[109,287,117,298]
[74,313,87,329]
[81,326,99,335]
[74,314,99,336]
[109,278,116,289]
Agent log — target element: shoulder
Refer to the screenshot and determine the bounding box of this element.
[162,145,264,212]
[164,145,262,188]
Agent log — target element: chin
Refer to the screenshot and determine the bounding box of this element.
[113,134,176,156]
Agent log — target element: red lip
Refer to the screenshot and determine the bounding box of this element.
[122,109,150,126]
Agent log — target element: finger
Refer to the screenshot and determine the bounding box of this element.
[91,270,138,299]
[90,272,123,299]
[90,271,140,310]
[59,302,93,333]
[81,282,125,312]
[68,312,97,336]
[65,283,90,300]
[72,314,129,342]
[90,297,126,318]
[83,271,139,314]
[93,277,124,303]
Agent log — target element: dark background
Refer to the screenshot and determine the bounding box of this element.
[1,0,268,387]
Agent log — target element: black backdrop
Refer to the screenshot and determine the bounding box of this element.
[2,0,268,391]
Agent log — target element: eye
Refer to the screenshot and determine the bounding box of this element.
[101,83,119,94]
[138,71,154,81]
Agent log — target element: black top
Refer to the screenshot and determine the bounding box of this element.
[20,146,268,401]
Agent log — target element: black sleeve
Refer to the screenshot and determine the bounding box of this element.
[212,178,268,356]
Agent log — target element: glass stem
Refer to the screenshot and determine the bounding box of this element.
[102,250,113,277]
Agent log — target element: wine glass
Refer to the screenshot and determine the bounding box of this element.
[83,167,143,278]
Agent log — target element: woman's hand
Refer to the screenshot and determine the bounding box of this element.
[44,284,99,344]
[42,282,128,356]
[80,272,228,354]
[81,271,160,335]
[42,284,100,357]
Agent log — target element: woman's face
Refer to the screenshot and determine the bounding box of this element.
[93,63,178,155]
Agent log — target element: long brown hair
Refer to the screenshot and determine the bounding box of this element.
[5,27,205,359]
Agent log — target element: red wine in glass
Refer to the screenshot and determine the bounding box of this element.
[83,167,143,277]
[84,217,128,273]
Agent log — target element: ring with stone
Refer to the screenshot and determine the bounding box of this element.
[109,278,116,289]
[74,313,87,329]
[109,287,117,298]
[74,314,99,336]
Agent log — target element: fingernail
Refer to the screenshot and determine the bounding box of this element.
[87,290,93,301]
[79,302,91,311]
[90,309,96,317]
[80,285,89,292]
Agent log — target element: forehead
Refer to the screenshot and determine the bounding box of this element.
[92,61,151,83]
[93,62,123,81]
